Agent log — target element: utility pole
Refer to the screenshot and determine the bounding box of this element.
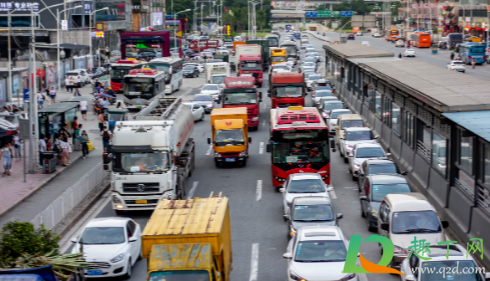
[193,0,197,32]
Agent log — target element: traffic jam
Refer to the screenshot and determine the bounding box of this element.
[67,29,490,281]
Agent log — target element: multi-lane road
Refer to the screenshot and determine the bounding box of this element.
[60,33,402,281]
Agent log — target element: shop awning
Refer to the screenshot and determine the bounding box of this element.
[39,102,78,114]
[59,43,89,50]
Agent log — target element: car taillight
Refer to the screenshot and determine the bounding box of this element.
[78,76,80,79]
[469,56,472,60]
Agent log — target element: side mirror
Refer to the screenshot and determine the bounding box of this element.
[268,93,271,97]
[129,236,138,242]
[283,253,292,259]
[374,135,380,139]
[268,89,270,93]
[441,220,449,228]
[386,153,392,157]
[381,222,389,231]
[405,275,416,281]
[249,137,252,143]
[347,152,354,157]
[266,144,272,153]
[336,213,343,219]
[401,171,408,175]
[279,188,286,193]
[259,92,262,99]
[283,215,290,221]
[340,137,344,140]
[359,173,365,177]
[207,138,211,145]
[70,237,78,243]
[360,195,367,201]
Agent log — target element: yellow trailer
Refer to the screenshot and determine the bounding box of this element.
[143,196,232,281]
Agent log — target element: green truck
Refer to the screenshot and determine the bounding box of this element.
[246,39,270,66]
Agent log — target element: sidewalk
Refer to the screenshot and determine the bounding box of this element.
[0,80,104,217]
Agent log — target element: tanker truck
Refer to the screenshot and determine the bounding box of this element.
[108,97,195,214]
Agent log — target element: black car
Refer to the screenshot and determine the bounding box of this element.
[137,52,156,61]
[359,174,411,231]
[284,196,343,239]
[183,65,199,78]
[347,34,355,40]
[357,159,406,190]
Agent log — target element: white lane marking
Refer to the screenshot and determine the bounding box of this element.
[205,145,213,155]
[262,101,267,109]
[259,142,264,154]
[182,88,194,97]
[358,273,369,281]
[329,189,338,199]
[262,120,266,127]
[60,193,111,253]
[256,180,263,201]
[186,181,199,199]
[249,243,260,281]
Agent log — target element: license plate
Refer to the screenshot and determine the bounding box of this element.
[86,270,103,276]
[135,200,147,204]
[225,158,236,162]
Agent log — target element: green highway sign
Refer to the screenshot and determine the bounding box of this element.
[333,11,340,17]
[317,10,332,17]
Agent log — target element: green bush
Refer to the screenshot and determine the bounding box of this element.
[0,221,60,266]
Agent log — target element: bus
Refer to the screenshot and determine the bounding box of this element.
[267,106,332,188]
[146,57,183,94]
[110,60,144,92]
[122,69,166,110]
[410,33,431,48]
[265,34,279,48]
[448,33,463,49]
[271,48,287,65]
[459,43,486,64]
[389,29,399,41]
[280,41,299,61]
[269,72,305,108]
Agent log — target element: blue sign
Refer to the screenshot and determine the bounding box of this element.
[340,11,354,17]
[305,11,318,18]
[23,89,29,101]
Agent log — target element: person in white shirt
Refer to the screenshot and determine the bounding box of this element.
[80,99,88,121]
[64,76,72,93]
[37,90,44,109]
[103,97,109,113]
[49,87,57,103]
[0,106,10,115]
[38,134,47,166]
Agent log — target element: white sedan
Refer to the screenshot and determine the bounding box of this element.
[184,102,205,121]
[71,217,142,279]
[280,173,330,216]
[447,61,466,73]
[404,49,416,57]
[183,63,204,73]
[361,41,370,46]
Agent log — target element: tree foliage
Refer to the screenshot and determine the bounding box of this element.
[334,0,371,15]
[221,0,272,32]
[165,0,194,30]
[316,4,326,11]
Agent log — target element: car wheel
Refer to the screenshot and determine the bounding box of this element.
[343,157,348,164]
[215,161,222,168]
[115,209,125,216]
[352,174,357,181]
[367,218,377,232]
[137,251,142,261]
[463,71,465,73]
[361,204,366,218]
[123,258,132,279]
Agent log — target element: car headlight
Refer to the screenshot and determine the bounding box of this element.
[166,85,171,89]
[112,195,122,204]
[206,103,213,108]
[394,245,408,255]
[321,112,328,118]
[341,274,357,281]
[110,253,124,263]
[162,190,173,199]
[274,176,286,182]
[371,207,379,217]
[290,271,306,281]
[354,164,360,169]
[214,153,221,157]
[239,151,247,157]
[345,145,354,151]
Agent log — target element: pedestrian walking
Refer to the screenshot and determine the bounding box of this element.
[98,111,105,132]
[1,142,13,176]
[80,130,90,159]
[13,131,22,160]
[58,134,70,166]
[100,125,112,152]
[72,117,79,140]
[80,99,88,121]
[75,124,82,139]
[59,123,70,141]
[65,76,72,93]
[450,51,455,60]
[38,134,47,166]
[37,90,45,109]
[103,97,109,113]
[398,53,402,58]
[116,101,125,109]
[49,87,57,103]
[73,88,81,97]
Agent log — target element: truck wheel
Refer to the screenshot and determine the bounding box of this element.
[115,209,125,216]
[215,161,222,168]
[241,160,247,167]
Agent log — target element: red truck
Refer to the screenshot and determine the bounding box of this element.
[239,54,263,87]
[269,72,306,108]
[221,76,262,130]
[188,39,220,52]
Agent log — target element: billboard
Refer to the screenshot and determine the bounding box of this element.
[340,11,354,17]
[305,11,317,17]
[317,10,332,17]
[152,12,163,25]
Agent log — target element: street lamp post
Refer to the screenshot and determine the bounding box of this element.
[458,5,466,33]
[28,3,38,173]
[174,9,191,57]
[57,5,82,90]
[88,7,109,72]
[7,7,25,107]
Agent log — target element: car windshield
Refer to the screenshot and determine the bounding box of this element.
[224,92,257,105]
[295,240,347,262]
[315,86,332,91]
[66,72,80,76]
[274,66,289,71]
[79,227,125,244]
[308,75,321,80]
[212,76,226,84]
[124,78,154,96]
[288,179,325,193]
[419,260,482,281]
[118,152,170,173]
[322,102,343,112]
[356,147,385,158]
[392,210,442,234]
[305,58,315,62]
[407,49,415,52]
[193,95,212,101]
[273,86,302,98]
[303,62,315,66]
[371,183,411,201]
[330,111,351,119]
[215,129,244,146]
[203,85,219,91]
[340,120,364,129]
[368,164,398,175]
[149,270,210,281]
[315,91,332,97]
[183,66,195,70]
[272,56,286,62]
[292,204,334,221]
[452,61,464,65]
[240,61,262,70]
[345,130,373,141]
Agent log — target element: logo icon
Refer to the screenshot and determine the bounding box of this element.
[137,184,146,192]
[342,235,405,275]
[225,121,232,126]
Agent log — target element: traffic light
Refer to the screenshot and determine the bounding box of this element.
[227,25,231,35]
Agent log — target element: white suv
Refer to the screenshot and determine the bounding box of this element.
[66,69,90,87]
[447,61,466,73]
[283,226,358,281]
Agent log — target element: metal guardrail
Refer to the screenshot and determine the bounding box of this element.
[31,162,109,230]
[416,140,431,162]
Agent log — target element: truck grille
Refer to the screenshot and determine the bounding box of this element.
[251,73,260,79]
[247,109,254,114]
[222,152,239,157]
[125,199,159,204]
[279,103,299,107]
[122,182,160,192]
[88,262,111,269]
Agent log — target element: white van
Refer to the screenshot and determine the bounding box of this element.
[377,193,449,268]
[66,69,90,88]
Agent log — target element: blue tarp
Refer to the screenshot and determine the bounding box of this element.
[0,265,58,281]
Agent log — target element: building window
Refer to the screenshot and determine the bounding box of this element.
[392,103,401,135]
[459,130,474,175]
[0,15,39,27]
[404,111,415,148]
[481,144,490,184]
[375,91,382,117]
[431,131,447,177]
[416,120,432,162]
[383,96,392,127]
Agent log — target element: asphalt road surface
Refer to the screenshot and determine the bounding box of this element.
[62,32,400,281]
